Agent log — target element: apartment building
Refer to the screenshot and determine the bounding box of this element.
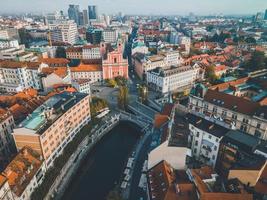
[41,67,71,92]
[187,166,253,200]
[133,54,166,79]
[102,28,118,43]
[0,47,38,62]
[0,61,48,92]
[188,113,228,167]
[66,47,83,59]
[159,50,183,66]
[82,45,101,59]
[189,77,267,140]
[147,160,196,200]
[0,175,14,200]
[131,40,148,56]
[0,28,20,41]
[146,64,200,94]
[216,130,264,179]
[0,110,15,169]
[72,79,91,94]
[39,58,70,68]
[3,146,46,200]
[179,36,191,55]
[49,20,79,44]
[71,62,103,83]
[133,51,184,80]
[0,39,19,49]
[12,92,91,168]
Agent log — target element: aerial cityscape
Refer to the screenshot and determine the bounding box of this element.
[0,0,267,200]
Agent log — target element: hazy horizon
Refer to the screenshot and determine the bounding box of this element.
[0,0,266,15]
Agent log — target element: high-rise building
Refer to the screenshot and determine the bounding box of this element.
[255,12,264,23]
[68,4,80,25]
[264,9,267,20]
[45,11,64,25]
[49,20,79,44]
[86,28,102,44]
[79,12,84,26]
[83,9,89,25]
[88,5,98,21]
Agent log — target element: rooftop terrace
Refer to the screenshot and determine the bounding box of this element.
[18,92,87,135]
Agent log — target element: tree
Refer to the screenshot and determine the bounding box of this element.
[115,76,127,86]
[117,86,128,110]
[138,84,148,103]
[210,32,231,43]
[206,65,218,84]
[55,47,66,58]
[106,79,117,88]
[243,51,267,71]
[90,97,108,117]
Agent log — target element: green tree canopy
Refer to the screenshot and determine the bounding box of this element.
[90,97,108,117]
[206,65,218,84]
[243,51,267,72]
[138,84,148,103]
[117,86,129,110]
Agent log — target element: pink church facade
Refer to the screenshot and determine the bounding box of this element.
[102,42,128,80]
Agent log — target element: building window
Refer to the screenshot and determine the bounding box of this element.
[255,130,262,138]
[195,141,198,146]
[222,110,227,118]
[232,114,237,120]
[243,118,249,124]
[212,155,215,160]
[256,123,261,129]
[240,125,247,132]
[214,146,217,151]
[196,132,199,137]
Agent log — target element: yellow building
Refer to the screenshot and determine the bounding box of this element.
[13,92,91,168]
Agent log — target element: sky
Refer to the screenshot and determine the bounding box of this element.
[0,0,266,15]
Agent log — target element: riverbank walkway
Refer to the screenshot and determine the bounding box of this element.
[46,114,120,200]
[45,110,152,200]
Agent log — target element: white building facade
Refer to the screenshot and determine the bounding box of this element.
[49,20,79,44]
[102,28,118,43]
[188,114,228,167]
[0,61,48,92]
[146,64,200,94]
[0,39,19,49]
[82,45,101,59]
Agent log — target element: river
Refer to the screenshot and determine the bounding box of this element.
[61,121,142,200]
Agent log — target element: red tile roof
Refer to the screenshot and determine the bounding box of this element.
[3,146,43,197]
[204,89,260,116]
[71,63,102,72]
[39,58,70,65]
[0,61,41,69]
[148,160,196,200]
